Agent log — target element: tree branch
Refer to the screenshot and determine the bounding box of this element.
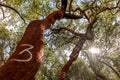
[61,0,68,10]
[100,60,120,79]
[59,38,86,80]
[85,17,97,40]
[0,3,26,24]
[64,13,83,19]
[73,7,90,21]
[51,27,84,37]
[68,0,73,14]
[0,7,5,19]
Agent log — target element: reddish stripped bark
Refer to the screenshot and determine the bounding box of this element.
[0,0,69,79]
[0,9,65,80]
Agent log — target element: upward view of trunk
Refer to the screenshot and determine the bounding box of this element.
[0,0,119,80]
[0,9,64,80]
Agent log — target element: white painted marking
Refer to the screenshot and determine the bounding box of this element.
[12,44,34,62]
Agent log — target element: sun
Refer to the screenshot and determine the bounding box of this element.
[89,47,100,54]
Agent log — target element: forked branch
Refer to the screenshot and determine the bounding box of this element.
[59,16,97,80]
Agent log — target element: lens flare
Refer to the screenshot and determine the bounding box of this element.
[89,47,100,54]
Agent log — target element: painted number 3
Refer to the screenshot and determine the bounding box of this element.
[12,44,34,62]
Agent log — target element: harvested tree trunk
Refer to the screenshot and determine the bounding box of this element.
[0,20,45,80]
[0,9,64,80]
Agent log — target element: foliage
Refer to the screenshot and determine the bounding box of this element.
[0,0,120,80]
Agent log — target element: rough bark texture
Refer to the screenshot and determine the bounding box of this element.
[0,9,64,80]
[0,20,45,80]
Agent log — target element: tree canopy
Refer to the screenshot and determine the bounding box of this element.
[0,0,120,80]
